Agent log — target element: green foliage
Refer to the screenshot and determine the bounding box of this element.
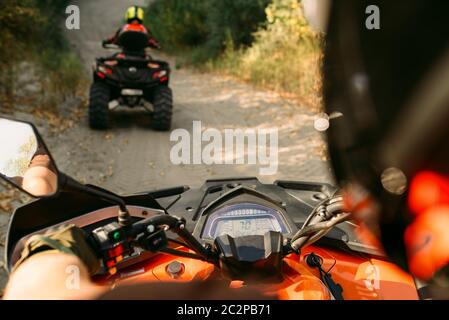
[202,0,271,58]
[0,0,71,63]
[214,0,324,107]
[146,0,270,62]
[0,0,40,100]
[145,0,322,106]
[34,0,73,50]
[0,1,41,68]
[145,0,209,49]
[39,49,84,108]
[0,0,83,108]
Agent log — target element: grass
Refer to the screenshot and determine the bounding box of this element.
[211,37,323,110]
[207,0,324,110]
[0,0,86,115]
[165,0,324,110]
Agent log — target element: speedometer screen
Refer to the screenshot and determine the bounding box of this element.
[215,217,281,237]
[201,203,290,239]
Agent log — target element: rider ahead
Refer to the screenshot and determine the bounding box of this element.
[102,6,161,53]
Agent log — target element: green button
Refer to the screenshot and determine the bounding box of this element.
[113,231,121,240]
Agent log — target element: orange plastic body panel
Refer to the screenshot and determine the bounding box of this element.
[95,245,418,300]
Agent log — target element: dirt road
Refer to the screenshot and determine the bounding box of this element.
[61,0,332,192]
[0,0,332,291]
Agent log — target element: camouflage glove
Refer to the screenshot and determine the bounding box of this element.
[13,224,100,275]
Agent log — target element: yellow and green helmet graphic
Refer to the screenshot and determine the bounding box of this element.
[125,6,145,23]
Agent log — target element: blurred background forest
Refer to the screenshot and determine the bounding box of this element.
[146,0,323,107]
[0,0,84,113]
[0,0,86,212]
[0,0,323,112]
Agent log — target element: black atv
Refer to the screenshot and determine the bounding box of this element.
[88,36,173,131]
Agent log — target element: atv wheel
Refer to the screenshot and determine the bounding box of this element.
[89,83,110,129]
[151,86,173,131]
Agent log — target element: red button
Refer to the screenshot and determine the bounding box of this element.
[108,244,124,258]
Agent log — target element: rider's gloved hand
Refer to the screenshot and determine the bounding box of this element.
[148,38,161,50]
[13,224,100,275]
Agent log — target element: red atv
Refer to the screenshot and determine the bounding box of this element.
[89,25,173,131]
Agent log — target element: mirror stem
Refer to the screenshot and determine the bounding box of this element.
[59,173,132,226]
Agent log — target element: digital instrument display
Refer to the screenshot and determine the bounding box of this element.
[201,203,290,239]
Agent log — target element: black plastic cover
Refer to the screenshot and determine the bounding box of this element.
[214,231,283,281]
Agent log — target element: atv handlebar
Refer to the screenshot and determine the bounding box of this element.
[289,197,350,252]
[91,196,349,274]
[102,43,161,50]
[91,213,218,274]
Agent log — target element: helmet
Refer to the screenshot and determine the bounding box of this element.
[125,6,145,24]
[323,0,449,281]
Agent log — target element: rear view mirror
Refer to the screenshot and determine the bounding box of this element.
[0,118,59,198]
